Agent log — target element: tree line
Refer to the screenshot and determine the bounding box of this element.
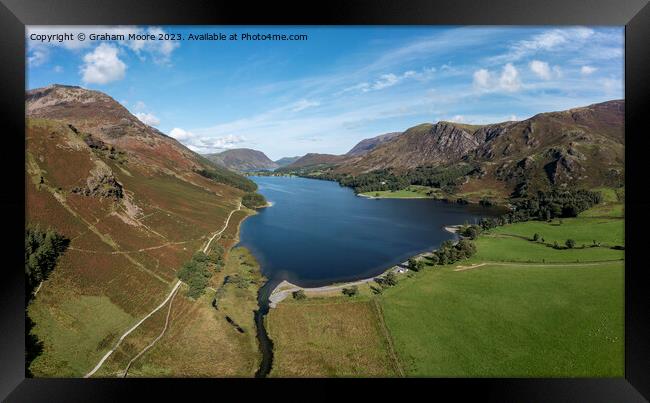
[307,164,477,194]
[195,164,258,192]
[25,225,69,377]
[477,189,602,230]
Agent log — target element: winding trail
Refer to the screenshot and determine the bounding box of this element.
[83,280,182,378]
[122,284,180,377]
[84,201,242,378]
[202,202,241,254]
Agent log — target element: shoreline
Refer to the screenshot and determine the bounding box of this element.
[268,225,462,308]
[357,193,430,200]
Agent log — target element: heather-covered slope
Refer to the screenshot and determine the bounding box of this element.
[25,85,259,377]
[345,131,403,156]
[334,100,624,196]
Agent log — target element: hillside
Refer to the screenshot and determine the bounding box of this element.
[205,148,279,172]
[279,153,349,171]
[345,132,403,156]
[274,156,302,167]
[25,84,260,377]
[299,100,624,198]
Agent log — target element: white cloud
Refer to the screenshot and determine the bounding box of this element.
[291,99,320,112]
[581,65,597,75]
[529,60,551,79]
[345,67,437,94]
[450,115,465,123]
[80,43,126,84]
[53,65,64,73]
[169,127,195,141]
[509,114,518,121]
[371,73,399,90]
[491,27,595,63]
[124,26,179,65]
[134,112,160,126]
[473,69,491,88]
[134,101,147,111]
[498,63,521,92]
[26,26,180,71]
[169,127,246,153]
[27,49,48,67]
[473,64,521,92]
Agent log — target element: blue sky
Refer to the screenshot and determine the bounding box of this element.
[27,26,623,160]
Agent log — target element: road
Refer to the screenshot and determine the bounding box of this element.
[84,201,242,378]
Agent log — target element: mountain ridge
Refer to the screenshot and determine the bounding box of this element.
[205,148,279,172]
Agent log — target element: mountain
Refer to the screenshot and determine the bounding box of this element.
[205,148,279,171]
[345,132,402,156]
[274,156,302,167]
[25,84,258,377]
[279,153,348,171]
[334,100,624,196]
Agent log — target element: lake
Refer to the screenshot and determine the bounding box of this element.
[238,176,499,288]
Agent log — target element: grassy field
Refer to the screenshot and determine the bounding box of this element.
[359,185,441,199]
[267,297,399,377]
[380,262,623,377]
[268,199,624,377]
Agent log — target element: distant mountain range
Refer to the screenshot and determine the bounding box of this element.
[278,100,624,198]
[205,148,279,171]
[274,156,302,168]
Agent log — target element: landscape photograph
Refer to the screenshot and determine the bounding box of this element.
[25,25,624,378]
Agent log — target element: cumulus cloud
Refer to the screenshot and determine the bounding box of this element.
[169,127,195,141]
[473,69,491,88]
[125,26,179,65]
[529,60,551,79]
[499,63,521,91]
[27,49,49,67]
[581,65,597,75]
[80,43,126,84]
[135,112,160,126]
[169,128,246,153]
[473,64,521,92]
[450,115,465,123]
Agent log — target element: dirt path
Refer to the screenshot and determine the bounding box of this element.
[454,260,622,272]
[84,201,242,378]
[121,284,180,377]
[202,201,241,254]
[84,279,182,378]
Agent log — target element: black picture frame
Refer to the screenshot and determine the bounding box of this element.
[2,0,648,401]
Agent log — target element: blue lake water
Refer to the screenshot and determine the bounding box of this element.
[239,176,498,288]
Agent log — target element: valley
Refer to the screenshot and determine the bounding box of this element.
[25,84,625,379]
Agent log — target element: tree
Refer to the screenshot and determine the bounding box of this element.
[242,192,267,209]
[384,272,398,286]
[565,239,576,249]
[342,285,359,297]
[533,233,540,242]
[407,258,424,272]
[292,289,306,300]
